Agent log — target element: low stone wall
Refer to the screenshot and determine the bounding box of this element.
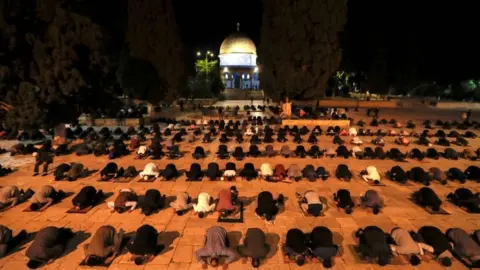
[282,119,350,128]
[435,102,480,110]
[88,118,146,126]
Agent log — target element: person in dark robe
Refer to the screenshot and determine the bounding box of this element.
[415,226,453,266]
[240,163,258,181]
[72,186,104,210]
[232,146,245,160]
[386,166,407,183]
[360,190,382,214]
[216,145,229,159]
[355,226,393,266]
[408,167,431,186]
[237,228,270,268]
[255,191,284,222]
[282,228,308,266]
[333,189,354,214]
[335,164,352,181]
[161,163,179,180]
[447,188,480,213]
[100,162,120,181]
[26,226,74,269]
[294,145,307,158]
[193,146,206,160]
[412,187,442,212]
[465,166,480,181]
[33,149,54,176]
[206,163,221,181]
[247,145,261,157]
[309,226,338,268]
[0,225,27,258]
[141,189,165,216]
[316,167,330,181]
[187,163,203,181]
[127,225,164,265]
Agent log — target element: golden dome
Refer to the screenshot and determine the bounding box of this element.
[219,33,257,55]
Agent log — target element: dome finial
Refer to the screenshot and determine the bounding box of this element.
[237,22,240,32]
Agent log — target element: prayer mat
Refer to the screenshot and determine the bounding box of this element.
[79,236,131,267]
[350,245,409,265]
[217,202,244,223]
[409,198,450,215]
[393,181,413,186]
[66,192,112,214]
[138,176,156,183]
[446,199,480,214]
[113,177,132,183]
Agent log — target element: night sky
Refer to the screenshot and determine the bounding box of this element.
[173,0,263,58]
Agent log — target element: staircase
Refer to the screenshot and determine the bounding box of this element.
[221,89,264,100]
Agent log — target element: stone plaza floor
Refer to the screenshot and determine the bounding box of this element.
[0,106,479,269]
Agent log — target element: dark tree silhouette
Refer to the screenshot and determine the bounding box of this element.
[259,0,346,101]
[0,1,122,129]
[126,0,186,102]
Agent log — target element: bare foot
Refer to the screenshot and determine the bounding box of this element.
[201,263,208,269]
[222,264,229,269]
[242,257,248,264]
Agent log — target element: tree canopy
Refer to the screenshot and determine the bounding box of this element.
[0,0,122,129]
[126,0,186,102]
[259,0,346,101]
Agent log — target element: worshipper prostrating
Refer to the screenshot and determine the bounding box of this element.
[193,146,206,160]
[335,164,352,181]
[101,162,120,181]
[308,226,339,268]
[360,190,382,214]
[0,225,27,258]
[141,189,165,216]
[429,167,447,185]
[187,163,203,181]
[127,225,164,265]
[282,228,308,266]
[29,185,66,211]
[287,164,302,182]
[360,166,381,185]
[408,167,431,186]
[107,188,137,213]
[206,162,221,181]
[83,225,125,266]
[446,228,480,265]
[389,227,431,266]
[170,192,193,216]
[299,190,325,217]
[232,146,245,160]
[66,163,87,181]
[259,163,274,181]
[237,228,270,268]
[139,163,160,181]
[355,226,393,266]
[415,226,453,266]
[0,186,33,210]
[240,163,258,181]
[161,163,179,181]
[274,164,288,182]
[54,163,71,181]
[333,189,354,214]
[316,167,330,181]
[255,191,284,223]
[447,167,467,183]
[386,165,407,184]
[302,165,317,182]
[412,187,442,212]
[222,162,237,181]
[447,188,480,213]
[71,186,104,211]
[280,145,291,157]
[193,192,216,218]
[195,226,237,269]
[216,188,241,218]
[26,226,74,269]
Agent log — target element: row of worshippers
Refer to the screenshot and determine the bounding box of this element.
[6,224,480,268]
[357,117,479,130]
[386,165,480,185]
